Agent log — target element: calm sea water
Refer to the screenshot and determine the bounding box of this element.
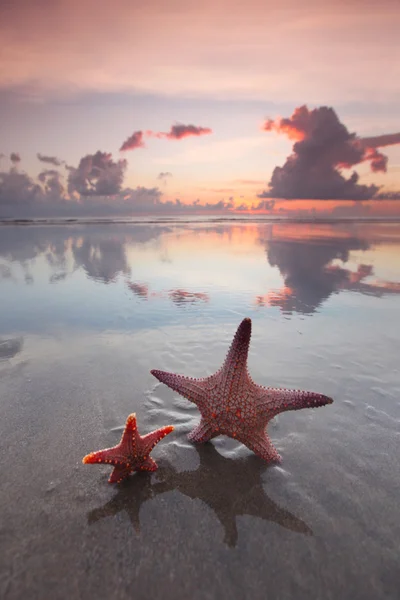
[0,221,399,599]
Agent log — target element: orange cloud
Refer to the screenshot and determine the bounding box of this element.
[263,108,308,141]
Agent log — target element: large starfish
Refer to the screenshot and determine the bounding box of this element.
[151,318,333,462]
[82,413,174,483]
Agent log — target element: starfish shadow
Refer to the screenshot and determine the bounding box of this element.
[153,443,312,546]
[87,444,312,547]
[87,472,155,533]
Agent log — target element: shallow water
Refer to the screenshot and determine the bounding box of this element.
[0,221,399,599]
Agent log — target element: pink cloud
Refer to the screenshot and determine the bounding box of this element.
[147,124,212,140]
[119,131,145,152]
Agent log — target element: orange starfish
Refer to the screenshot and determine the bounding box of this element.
[151,318,333,463]
[82,413,174,483]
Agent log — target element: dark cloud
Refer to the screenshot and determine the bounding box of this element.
[38,169,59,182]
[38,169,65,197]
[67,151,127,196]
[205,199,234,210]
[364,147,388,173]
[10,152,21,164]
[252,198,275,211]
[119,131,145,152]
[147,124,212,140]
[37,153,63,166]
[262,105,400,200]
[359,133,400,149]
[1,146,254,217]
[0,154,163,217]
[0,168,43,210]
[375,191,400,199]
[0,153,239,217]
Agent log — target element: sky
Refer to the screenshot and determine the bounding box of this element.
[1,0,400,217]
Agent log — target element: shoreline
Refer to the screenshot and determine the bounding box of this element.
[1,216,400,226]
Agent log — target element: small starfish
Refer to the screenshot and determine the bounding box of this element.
[151,318,333,463]
[82,413,174,483]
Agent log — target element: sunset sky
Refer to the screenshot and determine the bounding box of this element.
[1,0,399,217]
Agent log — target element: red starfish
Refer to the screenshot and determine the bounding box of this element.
[82,413,174,483]
[151,318,333,463]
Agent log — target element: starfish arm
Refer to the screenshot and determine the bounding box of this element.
[82,446,130,467]
[140,425,174,457]
[108,464,132,484]
[137,456,158,472]
[118,413,139,456]
[237,430,281,463]
[151,369,208,407]
[188,418,218,443]
[221,318,252,375]
[256,387,333,417]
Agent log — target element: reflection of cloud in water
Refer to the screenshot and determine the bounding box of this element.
[71,237,130,284]
[0,224,170,284]
[49,272,68,283]
[128,282,149,299]
[128,281,209,306]
[257,230,400,314]
[87,444,311,547]
[168,289,209,305]
[0,226,70,266]
[1,223,400,314]
[0,337,23,360]
[0,264,13,280]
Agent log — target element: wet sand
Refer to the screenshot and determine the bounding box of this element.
[0,222,399,599]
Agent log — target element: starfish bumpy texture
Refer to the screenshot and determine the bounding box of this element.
[151,318,333,462]
[82,413,174,483]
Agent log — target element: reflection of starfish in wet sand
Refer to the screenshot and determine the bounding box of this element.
[152,318,333,462]
[82,413,174,483]
[88,445,312,546]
